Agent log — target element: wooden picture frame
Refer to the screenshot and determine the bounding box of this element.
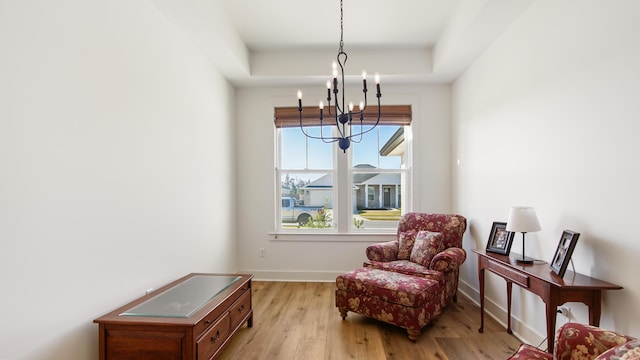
[550,230,580,277]
[486,221,514,255]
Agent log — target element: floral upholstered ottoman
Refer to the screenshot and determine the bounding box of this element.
[335,267,443,340]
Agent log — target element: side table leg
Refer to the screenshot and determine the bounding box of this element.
[479,267,485,333]
[506,281,513,334]
[589,290,602,326]
[546,302,557,353]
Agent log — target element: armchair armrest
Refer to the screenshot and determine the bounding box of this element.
[429,247,466,272]
[555,323,633,360]
[365,241,398,262]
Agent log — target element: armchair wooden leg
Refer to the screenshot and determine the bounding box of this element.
[407,329,420,341]
[338,308,348,320]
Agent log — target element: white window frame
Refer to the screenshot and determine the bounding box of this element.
[275,124,412,235]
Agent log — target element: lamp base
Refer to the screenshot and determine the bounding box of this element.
[515,254,535,264]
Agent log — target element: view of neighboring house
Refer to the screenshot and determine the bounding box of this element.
[353,167,402,210]
[298,168,402,212]
[300,173,333,208]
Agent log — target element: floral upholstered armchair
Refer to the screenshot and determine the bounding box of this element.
[364,213,467,307]
[508,322,639,359]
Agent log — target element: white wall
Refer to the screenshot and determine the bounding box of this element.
[0,1,236,359]
[453,0,640,343]
[235,84,452,281]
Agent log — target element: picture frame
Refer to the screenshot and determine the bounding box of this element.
[486,221,515,255]
[550,230,580,277]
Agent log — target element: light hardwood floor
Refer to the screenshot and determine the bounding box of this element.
[217,281,522,360]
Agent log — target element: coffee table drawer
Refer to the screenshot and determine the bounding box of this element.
[195,309,225,338]
[230,291,251,328]
[197,312,230,360]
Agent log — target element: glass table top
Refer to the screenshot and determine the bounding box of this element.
[120,275,241,318]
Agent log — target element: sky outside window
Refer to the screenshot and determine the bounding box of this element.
[281,125,401,172]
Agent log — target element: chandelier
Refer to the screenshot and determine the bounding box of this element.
[296,0,382,153]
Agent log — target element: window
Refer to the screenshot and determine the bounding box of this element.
[275,105,411,232]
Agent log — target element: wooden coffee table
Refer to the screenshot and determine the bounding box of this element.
[94,273,253,359]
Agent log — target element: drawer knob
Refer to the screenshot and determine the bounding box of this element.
[211,330,220,342]
[237,304,245,312]
[204,320,211,325]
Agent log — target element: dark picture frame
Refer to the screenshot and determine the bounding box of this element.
[550,230,580,277]
[486,221,514,255]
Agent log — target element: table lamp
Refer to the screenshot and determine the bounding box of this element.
[506,206,541,264]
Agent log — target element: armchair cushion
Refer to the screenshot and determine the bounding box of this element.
[398,230,419,259]
[409,231,444,267]
[555,323,633,360]
[598,339,640,359]
[364,260,444,283]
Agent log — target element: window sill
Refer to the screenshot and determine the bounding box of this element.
[269,231,396,242]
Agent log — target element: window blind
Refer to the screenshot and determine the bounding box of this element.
[274,105,412,128]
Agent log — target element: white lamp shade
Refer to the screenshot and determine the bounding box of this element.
[506,206,541,233]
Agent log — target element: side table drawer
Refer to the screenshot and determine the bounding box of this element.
[197,312,230,360]
[230,290,251,328]
[489,262,529,288]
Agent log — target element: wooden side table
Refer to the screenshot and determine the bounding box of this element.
[473,249,622,353]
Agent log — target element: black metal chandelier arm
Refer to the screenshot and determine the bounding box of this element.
[297,112,342,143]
[346,100,382,139]
[346,121,365,144]
[321,118,343,142]
[358,94,368,113]
[327,116,343,139]
[324,101,341,119]
[337,51,347,114]
[297,124,340,142]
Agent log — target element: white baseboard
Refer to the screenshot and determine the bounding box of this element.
[457,278,545,347]
[239,269,342,282]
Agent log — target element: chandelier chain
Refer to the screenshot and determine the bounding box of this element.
[339,0,344,53]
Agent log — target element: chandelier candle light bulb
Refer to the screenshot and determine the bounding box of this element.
[362,71,367,91]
